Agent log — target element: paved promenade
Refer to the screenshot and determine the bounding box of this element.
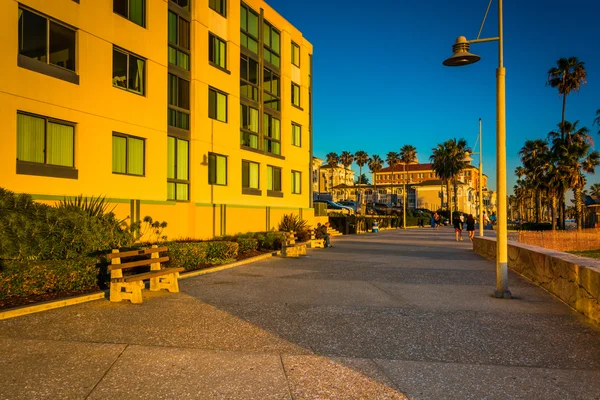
[1,227,600,399]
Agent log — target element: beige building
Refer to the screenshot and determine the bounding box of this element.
[1,0,314,239]
[317,162,354,200]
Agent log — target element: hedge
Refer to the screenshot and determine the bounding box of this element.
[0,257,102,300]
[165,241,239,271]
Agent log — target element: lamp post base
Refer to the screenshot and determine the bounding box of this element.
[494,290,512,299]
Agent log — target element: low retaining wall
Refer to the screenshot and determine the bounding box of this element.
[473,237,600,324]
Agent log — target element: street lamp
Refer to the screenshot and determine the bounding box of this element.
[443,0,510,299]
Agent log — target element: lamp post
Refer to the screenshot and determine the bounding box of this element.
[443,0,510,299]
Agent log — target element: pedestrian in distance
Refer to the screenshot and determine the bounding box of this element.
[453,212,463,241]
[466,214,475,241]
[320,222,332,248]
[430,213,436,229]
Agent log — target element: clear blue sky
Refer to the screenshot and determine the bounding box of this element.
[268,0,600,193]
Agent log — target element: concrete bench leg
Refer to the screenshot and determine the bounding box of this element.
[150,273,181,293]
[110,281,144,304]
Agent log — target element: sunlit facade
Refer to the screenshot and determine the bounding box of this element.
[0,0,314,238]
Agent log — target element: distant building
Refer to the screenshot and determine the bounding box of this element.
[317,162,354,199]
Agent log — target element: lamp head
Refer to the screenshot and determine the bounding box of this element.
[443,36,481,67]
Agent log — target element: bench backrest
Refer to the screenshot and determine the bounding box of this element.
[108,246,169,271]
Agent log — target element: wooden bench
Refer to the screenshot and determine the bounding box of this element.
[281,231,307,258]
[107,245,184,304]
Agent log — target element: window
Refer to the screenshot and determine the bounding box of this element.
[168,11,190,70]
[114,0,145,27]
[292,83,301,107]
[291,42,300,67]
[208,153,227,185]
[292,171,301,194]
[263,21,280,68]
[209,33,227,70]
[113,47,145,95]
[208,88,227,122]
[209,0,226,16]
[168,74,190,130]
[17,112,77,179]
[291,123,301,147]
[240,104,259,149]
[264,114,280,155]
[112,133,144,176]
[18,8,77,79]
[240,54,259,102]
[267,166,282,192]
[263,68,280,111]
[167,136,189,201]
[169,0,190,11]
[240,4,259,54]
[242,160,259,191]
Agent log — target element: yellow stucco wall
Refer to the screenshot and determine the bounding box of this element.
[1,0,315,239]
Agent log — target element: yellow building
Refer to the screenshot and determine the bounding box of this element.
[0,0,314,239]
[317,162,354,201]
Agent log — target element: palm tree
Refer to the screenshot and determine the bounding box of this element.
[519,139,550,223]
[399,145,417,225]
[325,152,339,195]
[354,151,369,203]
[339,151,354,200]
[547,57,587,137]
[589,183,600,197]
[431,139,470,213]
[368,155,383,201]
[386,151,400,202]
[549,120,599,229]
[430,143,451,211]
[594,109,600,135]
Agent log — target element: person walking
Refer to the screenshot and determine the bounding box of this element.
[452,212,463,241]
[466,214,476,241]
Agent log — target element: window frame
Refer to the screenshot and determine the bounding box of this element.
[263,113,281,156]
[240,3,259,55]
[208,32,228,72]
[17,6,79,84]
[209,0,226,17]
[242,159,261,195]
[112,132,145,176]
[16,111,78,179]
[291,123,301,147]
[262,20,280,68]
[112,46,146,96]
[208,87,228,122]
[168,73,191,131]
[240,103,259,150]
[291,82,301,108]
[291,41,300,67]
[208,152,228,186]
[267,165,283,197]
[169,0,190,12]
[291,170,302,194]
[263,67,281,111]
[167,136,190,201]
[240,54,259,103]
[168,10,191,72]
[113,0,146,27]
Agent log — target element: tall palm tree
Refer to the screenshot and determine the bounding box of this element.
[368,155,383,201]
[432,139,470,212]
[339,151,354,200]
[547,57,587,138]
[399,145,417,223]
[430,143,451,211]
[594,109,600,135]
[589,183,600,197]
[325,152,339,195]
[386,151,400,202]
[519,139,550,223]
[354,151,369,203]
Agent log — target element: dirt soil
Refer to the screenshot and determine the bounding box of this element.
[0,250,274,311]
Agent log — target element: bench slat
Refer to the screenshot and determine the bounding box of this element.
[109,256,170,271]
[111,267,184,283]
[107,246,169,260]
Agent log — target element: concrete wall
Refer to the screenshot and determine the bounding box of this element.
[473,237,600,324]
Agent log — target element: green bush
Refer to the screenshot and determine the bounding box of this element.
[0,188,135,260]
[165,241,239,271]
[254,231,283,250]
[278,214,311,242]
[236,237,258,254]
[205,241,238,262]
[0,257,101,300]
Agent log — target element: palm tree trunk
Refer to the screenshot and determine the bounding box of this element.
[535,190,541,223]
[561,93,566,138]
[551,195,557,230]
[453,180,458,212]
[574,187,582,230]
[440,183,445,211]
[358,166,363,203]
[446,180,452,215]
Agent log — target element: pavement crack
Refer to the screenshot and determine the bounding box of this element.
[279,353,296,400]
[84,343,129,399]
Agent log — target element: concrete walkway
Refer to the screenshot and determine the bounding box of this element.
[1,228,600,399]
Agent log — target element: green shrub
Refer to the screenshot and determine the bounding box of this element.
[254,231,283,250]
[165,241,239,271]
[0,257,101,300]
[278,214,311,242]
[236,237,258,254]
[205,241,238,262]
